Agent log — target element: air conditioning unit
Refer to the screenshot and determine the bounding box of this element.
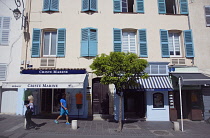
[171,58,186,65]
[40,58,56,67]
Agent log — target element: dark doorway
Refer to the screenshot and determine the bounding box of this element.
[124,91,146,119]
[92,78,109,114]
[41,89,52,113]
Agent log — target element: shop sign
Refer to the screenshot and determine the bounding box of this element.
[21,69,86,74]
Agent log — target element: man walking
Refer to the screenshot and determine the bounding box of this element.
[54,94,70,125]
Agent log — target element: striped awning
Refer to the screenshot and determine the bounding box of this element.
[130,76,173,91]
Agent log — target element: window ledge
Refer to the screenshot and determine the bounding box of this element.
[159,13,188,16]
[114,12,144,14]
[42,11,60,14]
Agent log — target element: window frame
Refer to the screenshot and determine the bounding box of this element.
[114,0,144,13]
[122,30,137,54]
[42,30,57,57]
[168,32,182,57]
[153,92,164,109]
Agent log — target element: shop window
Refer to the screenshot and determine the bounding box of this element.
[153,93,164,108]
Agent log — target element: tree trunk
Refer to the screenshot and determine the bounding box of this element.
[118,93,123,132]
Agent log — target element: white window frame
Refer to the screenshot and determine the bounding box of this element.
[168,32,182,57]
[145,65,168,75]
[122,30,137,54]
[42,30,57,57]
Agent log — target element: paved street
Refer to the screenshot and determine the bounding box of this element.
[0,114,210,138]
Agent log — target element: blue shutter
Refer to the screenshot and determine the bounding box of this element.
[31,28,41,57]
[160,29,169,57]
[113,0,121,12]
[180,0,188,14]
[139,29,147,57]
[184,30,194,57]
[90,0,97,11]
[82,0,89,11]
[57,28,66,57]
[1,17,10,45]
[136,0,144,13]
[81,28,89,56]
[113,28,122,52]
[50,0,59,11]
[158,0,166,14]
[43,0,50,11]
[89,28,98,57]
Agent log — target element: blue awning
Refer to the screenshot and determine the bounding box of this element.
[130,76,173,91]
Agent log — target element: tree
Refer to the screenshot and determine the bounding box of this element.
[90,52,148,132]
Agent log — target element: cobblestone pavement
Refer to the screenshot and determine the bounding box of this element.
[0,114,210,138]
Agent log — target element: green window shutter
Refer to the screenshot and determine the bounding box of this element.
[89,28,98,57]
[136,0,144,13]
[31,28,41,57]
[57,28,66,57]
[158,0,166,14]
[81,28,89,56]
[139,29,147,57]
[113,0,121,12]
[82,0,89,11]
[43,0,50,11]
[160,29,169,57]
[113,28,122,52]
[180,0,188,14]
[50,0,59,11]
[1,17,10,45]
[90,0,97,11]
[184,30,194,57]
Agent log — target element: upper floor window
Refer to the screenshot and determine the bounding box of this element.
[205,6,210,27]
[82,0,97,12]
[145,64,168,75]
[158,0,188,15]
[0,64,7,81]
[81,27,98,57]
[113,28,148,57]
[31,28,66,58]
[114,0,144,13]
[43,0,59,12]
[160,29,194,58]
[0,17,10,46]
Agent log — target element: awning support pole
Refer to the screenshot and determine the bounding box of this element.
[179,77,184,132]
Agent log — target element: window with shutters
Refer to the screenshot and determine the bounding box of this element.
[205,6,210,27]
[113,28,148,57]
[43,0,59,12]
[82,0,97,12]
[0,17,10,46]
[0,64,7,81]
[158,0,188,15]
[168,31,182,57]
[31,28,66,58]
[81,28,98,57]
[114,0,144,13]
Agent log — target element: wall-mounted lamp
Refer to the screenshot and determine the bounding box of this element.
[13,8,21,20]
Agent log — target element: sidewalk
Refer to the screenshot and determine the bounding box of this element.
[0,114,210,138]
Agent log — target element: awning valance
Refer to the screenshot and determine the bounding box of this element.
[2,74,87,88]
[171,73,210,85]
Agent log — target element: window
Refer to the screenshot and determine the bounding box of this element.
[160,29,194,58]
[113,28,148,57]
[43,0,59,12]
[82,0,97,12]
[153,93,164,108]
[205,6,210,27]
[0,17,10,46]
[168,32,181,57]
[0,64,7,81]
[145,64,168,75]
[81,28,98,57]
[114,0,144,13]
[31,28,66,58]
[158,0,188,14]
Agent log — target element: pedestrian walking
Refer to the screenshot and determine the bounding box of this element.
[54,94,70,125]
[25,95,38,130]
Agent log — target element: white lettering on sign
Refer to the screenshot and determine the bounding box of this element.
[39,70,53,74]
[27,84,58,88]
[53,70,68,74]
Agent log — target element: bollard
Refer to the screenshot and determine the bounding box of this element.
[173,121,180,131]
[72,120,77,130]
[24,118,26,129]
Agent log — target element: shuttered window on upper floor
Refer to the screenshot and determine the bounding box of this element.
[82,0,97,12]
[205,6,210,27]
[43,0,59,12]
[160,29,194,58]
[0,64,7,81]
[114,0,144,13]
[31,28,66,57]
[81,28,98,57]
[0,17,10,46]
[158,0,188,15]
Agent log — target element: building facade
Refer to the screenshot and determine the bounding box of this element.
[1,0,210,121]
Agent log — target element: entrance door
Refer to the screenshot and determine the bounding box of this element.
[92,78,109,114]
